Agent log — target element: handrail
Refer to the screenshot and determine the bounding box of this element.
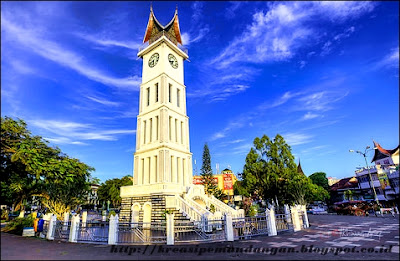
[184,196,214,218]
[175,195,203,221]
[208,195,239,217]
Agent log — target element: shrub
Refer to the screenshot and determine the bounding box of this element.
[3,216,35,235]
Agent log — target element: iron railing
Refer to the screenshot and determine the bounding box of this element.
[232,216,269,240]
[174,218,226,243]
[117,222,167,244]
[76,221,109,244]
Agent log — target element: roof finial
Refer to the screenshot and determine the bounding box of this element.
[175,4,178,14]
[150,2,153,12]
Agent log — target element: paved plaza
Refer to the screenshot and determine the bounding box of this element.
[1,214,399,260]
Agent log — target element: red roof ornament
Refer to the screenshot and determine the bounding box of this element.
[143,7,182,45]
[371,140,400,163]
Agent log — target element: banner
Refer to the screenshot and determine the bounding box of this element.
[377,172,390,189]
[223,173,233,190]
[193,176,203,185]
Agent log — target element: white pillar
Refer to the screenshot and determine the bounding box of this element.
[284,204,291,223]
[108,214,119,245]
[69,215,80,243]
[290,206,301,232]
[266,207,277,236]
[166,213,174,245]
[301,205,309,228]
[82,211,87,228]
[224,214,234,241]
[46,214,57,240]
[63,212,69,231]
[214,211,223,230]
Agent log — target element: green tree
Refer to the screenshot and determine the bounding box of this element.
[200,143,218,195]
[97,175,133,208]
[242,134,322,206]
[1,116,94,217]
[309,172,329,190]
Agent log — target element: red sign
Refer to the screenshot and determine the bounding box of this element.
[223,174,233,190]
[193,176,203,185]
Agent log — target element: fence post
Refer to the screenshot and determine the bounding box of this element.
[166,213,175,245]
[224,214,234,241]
[69,214,79,243]
[265,207,277,236]
[284,204,291,223]
[290,206,301,232]
[82,211,87,228]
[201,212,212,232]
[46,214,57,240]
[214,211,222,230]
[63,212,69,231]
[301,205,309,228]
[108,214,119,245]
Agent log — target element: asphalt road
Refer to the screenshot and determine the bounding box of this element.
[1,214,399,260]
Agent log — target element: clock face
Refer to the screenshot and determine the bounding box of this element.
[148,53,159,68]
[168,54,178,69]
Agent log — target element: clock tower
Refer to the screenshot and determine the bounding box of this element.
[120,7,242,224]
[121,7,192,200]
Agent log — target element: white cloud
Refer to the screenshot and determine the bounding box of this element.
[1,16,141,91]
[211,1,375,69]
[282,132,313,146]
[76,33,141,50]
[28,119,135,143]
[374,47,399,70]
[301,112,321,121]
[86,96,121,107]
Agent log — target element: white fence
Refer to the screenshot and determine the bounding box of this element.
[40,204,308,245]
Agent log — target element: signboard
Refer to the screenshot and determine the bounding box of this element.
[377,173,390,189]
[193,176,203,185]
[223,174,233,190]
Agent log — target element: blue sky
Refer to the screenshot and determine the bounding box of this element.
[1,1,399,183]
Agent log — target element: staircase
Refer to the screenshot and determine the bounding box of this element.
[120,194,192,223]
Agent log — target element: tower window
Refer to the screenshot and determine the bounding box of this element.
[177,89,180,107]
[169,84,172,103]
[146,87,150,106]
[155,83,159,102]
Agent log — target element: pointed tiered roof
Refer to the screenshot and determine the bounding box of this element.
[143,6,182,45]
[371,140,399,163]
[297,160,305,176]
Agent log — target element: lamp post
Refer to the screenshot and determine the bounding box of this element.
[349,146,379,205]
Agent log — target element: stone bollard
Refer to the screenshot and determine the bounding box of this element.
[108,214,119,245]
[46,214,57,240]
[224,214,234,241]
[69,215,80,243]
[166,213,175,245]
[265,207,277,236]
[82,211,87,228]
[290,206,301,232]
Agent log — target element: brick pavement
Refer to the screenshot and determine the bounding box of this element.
[1,214,399,260]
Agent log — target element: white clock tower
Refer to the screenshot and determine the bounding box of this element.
[132,6,193,193]
[120,7,241,223]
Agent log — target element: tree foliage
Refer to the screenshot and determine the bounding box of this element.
[309,172,329,190]
[1,116,94,216]
[97,175,133,208]
[241,134,329,206]
[200,143,218,195]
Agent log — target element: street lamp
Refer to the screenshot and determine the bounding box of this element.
[349,146,379,205]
